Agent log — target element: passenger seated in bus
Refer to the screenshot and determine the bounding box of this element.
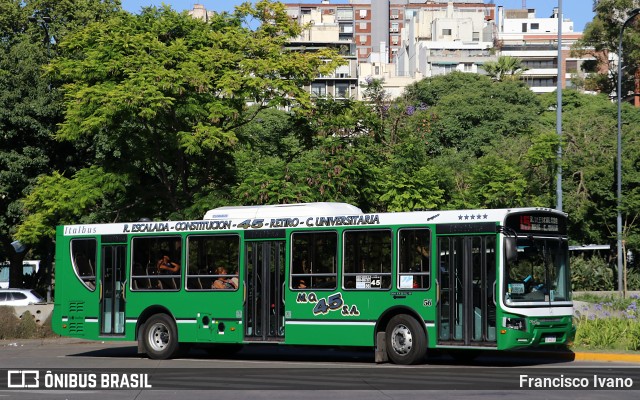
[296,279,307,289]
[212,267,238,289]
[157,254,180,273]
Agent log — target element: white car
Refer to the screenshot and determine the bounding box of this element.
[0,289,45,306]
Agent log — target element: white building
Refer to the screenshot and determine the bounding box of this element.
[496,7,590,93]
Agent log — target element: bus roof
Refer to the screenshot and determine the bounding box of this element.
[203,202,362,220]
[58,204,566,237]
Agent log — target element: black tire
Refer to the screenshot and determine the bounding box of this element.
[385,314,427,365]
[142,313,180,360]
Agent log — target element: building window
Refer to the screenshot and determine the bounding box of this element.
[311,82,326,97]
[360,22,367,30]
[391,22,399,32]
[359,9,367,18]
[337,8,353,20]
[531,23,539,30]
[566,60,578,72]
[523,59,557,69]
[442,28,452,36]
[391,35,399,45]
[525,77,557,87]
[463,63,473,72]
[335,82,349,98]
[433,63,457,75]
[391,9,399,19]
[472,31,480,42]
[522,23,527,32]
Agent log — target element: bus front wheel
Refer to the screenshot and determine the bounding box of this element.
[385,314,427,365]
[142,313,180,360]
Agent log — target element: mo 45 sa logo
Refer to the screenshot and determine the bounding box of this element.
[296,292,360,316]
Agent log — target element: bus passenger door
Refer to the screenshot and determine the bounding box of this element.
[437,235,496,347]
[100,244,126,335]
[245,240,285,341]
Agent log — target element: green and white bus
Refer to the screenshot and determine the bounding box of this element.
[52,203,575,364]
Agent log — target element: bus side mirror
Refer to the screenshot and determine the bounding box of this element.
[505,237,517,263]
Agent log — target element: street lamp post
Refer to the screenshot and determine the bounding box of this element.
[616,8,640,297]
[556,0,563,212]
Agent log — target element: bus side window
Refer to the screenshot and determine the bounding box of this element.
[71,238,97,291]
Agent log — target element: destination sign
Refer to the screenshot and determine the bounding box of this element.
[505,212,567,235]
[63,214,381,236]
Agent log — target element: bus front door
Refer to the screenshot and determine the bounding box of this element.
[245,240,285,341]
[100,244,126,335]
[437,235,497,347]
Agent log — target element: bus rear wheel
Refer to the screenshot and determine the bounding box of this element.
[142,313,180,360]
[385,314,427,365]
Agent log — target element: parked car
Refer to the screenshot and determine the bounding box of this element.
[0,289,45,306]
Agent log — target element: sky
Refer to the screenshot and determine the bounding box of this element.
[121,0,595,32]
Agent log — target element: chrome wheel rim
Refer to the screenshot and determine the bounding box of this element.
[390,323,413,355]
[147,322,170,352]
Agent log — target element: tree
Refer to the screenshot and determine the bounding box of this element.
[18,1,343,243]
[482,55,528,82]
[1,0,121,289]
[573,0,640,95]
[401,72,540,156]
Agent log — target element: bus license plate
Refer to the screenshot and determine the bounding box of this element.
[545,337,556,343]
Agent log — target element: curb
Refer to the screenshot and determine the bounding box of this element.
[573,352,640,363]
[512,350,640,363]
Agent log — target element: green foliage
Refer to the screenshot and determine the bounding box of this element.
[571,255,615,291]
[573,0,640,95]
[402,72,540,156]
[467,155,528,208]
[19,0,343,239]
[16,167,128,244]
[573,294,640,351]
[378,166,445,212]
[482,56,528,82]
[574,316,640,351]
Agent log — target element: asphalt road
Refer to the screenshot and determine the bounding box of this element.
[0,338,638,400]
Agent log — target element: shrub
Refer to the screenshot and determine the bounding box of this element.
[15,311,38,338]
[0,307,17,339]
[0,306,59,339]
[571,255,614,291]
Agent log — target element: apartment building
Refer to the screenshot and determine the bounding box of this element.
[393,2,495,80]
[190,2,591,99]
[284,1,493,100]
[496,6,589,94]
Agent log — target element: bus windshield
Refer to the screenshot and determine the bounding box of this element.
[504,237,570,305]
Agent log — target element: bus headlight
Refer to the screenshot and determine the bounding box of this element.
[504,317,526,331]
